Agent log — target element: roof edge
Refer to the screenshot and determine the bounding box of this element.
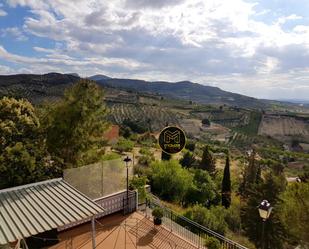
[0,178,63,193]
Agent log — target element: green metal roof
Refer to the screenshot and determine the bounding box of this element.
[0,178,104,245]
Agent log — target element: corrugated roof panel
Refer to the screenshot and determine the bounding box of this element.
[48,182,89,219]
[37,184,78,223]
[0,178,104,245]
[53,181,102,216]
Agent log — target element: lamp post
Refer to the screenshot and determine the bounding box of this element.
[258,200,272,249]
[124,156,132,213]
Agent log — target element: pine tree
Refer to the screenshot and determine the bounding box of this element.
[200,145,216,174]
[222,154,231,208]
[44,79,109,167]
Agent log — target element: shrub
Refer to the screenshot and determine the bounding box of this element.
[122,119,148,134]
[224,196,242,233]
[184,205,228,235]
[151,160,193,202]
[101,152,121,161]
[204,237,221,249]
[184,169,218,206]
[152,207,164,218]
[112,137,134,153]
[129,175,148,203]
[138,132,157,146]
[139,155,154,166]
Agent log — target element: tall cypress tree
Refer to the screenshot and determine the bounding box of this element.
[199,145,216,174]
[222,154,231,208]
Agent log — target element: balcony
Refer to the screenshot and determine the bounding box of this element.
[48,190,247,249]
[50,212,199,249]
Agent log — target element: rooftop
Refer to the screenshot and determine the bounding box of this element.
[0,178,104,245]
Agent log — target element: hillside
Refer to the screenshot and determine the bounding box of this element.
[0,73,79,103]
[95,78,269,108]
[1,72,306,111]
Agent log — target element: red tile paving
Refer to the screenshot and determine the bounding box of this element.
[49,212,199,249]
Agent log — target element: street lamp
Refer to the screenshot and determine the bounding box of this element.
[258,200,272,249]
[124,156,132,213]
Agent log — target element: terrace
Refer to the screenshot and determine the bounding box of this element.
[49,212,198,249]
[0,159,248,249]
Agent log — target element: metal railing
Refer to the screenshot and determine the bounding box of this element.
[145,195,248,249]
[58,189,137,231]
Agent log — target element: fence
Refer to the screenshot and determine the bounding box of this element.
[63,158,133,199]
[145,195,248,249]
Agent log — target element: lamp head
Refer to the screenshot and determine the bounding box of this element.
[123,156,132,163]
[258,200,272,220]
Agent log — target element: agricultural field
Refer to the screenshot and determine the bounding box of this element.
[106,102,186,131]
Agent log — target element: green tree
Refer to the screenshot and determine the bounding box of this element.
[184,205,228,235]
[180,151,196,168]
[112,137,134,153]
[200,145,216,175]
[184,169,217,206]
[222,155,231,208]
[129,175,148,203]
[0,97,56,188]
[151,160,193,202]
[44,80,109,167]
[239,150,261,197]
[241,171,287,249]
[278,182,309,246]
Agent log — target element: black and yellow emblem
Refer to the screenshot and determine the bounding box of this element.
[158,126,186,154]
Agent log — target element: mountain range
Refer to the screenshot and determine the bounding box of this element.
[0,72,299,109]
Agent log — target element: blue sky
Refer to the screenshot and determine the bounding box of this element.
[0,0,309,100]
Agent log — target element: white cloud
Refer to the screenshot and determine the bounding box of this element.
[0,65,13,74]
[33,46,55,53]
[0,9,7,16]
[2,0,309,99]
[275,14,303,26]
[0,46,149,73]
[1,27,28,41]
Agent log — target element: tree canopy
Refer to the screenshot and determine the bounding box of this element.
[200,145,216,174]
[151,160,193,202]
[0,97,56,188]
[222,155,231,208]
[278,182,309,246]
[44,79,109,167]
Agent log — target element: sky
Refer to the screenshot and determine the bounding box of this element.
[0,0,309,100]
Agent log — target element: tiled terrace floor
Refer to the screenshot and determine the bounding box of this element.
[49,212,199,249]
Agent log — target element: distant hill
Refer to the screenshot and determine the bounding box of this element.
[0,73,79,103]
[0,72,297,110]
[94,78,268,108]
[87,74,111,81]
